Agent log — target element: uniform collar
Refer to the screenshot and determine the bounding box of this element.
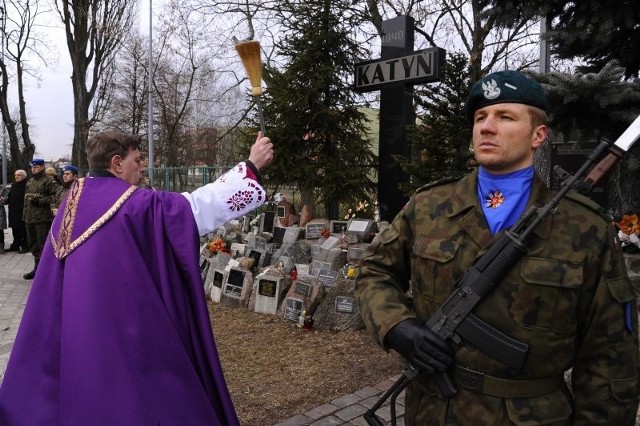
[445,169,553,248]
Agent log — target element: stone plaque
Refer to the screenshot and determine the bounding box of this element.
[223,269,245,298]
[317,269,339,288]
[212,270,225,288]
[230,242,246,257]
[260,211,276,234]
[248,249,262,267]
[335,296,356,313]
[259,279,278,297]
[200,258,210,281]
[296,263,310,277]
[310,245,321,257]
[277,205,287,218]
[295,281,312,296]
[272,226,286,245]
[331,220,348,234]
[348,219,370,233]
[283,227,304,244]
[305,222,326,239]
[348,247,366,262]
[320,236,341,250]
[255,237,267,251]
[311,260,332,276]
[284,297,304,322]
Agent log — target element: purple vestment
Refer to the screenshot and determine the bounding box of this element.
[0,176,245,425]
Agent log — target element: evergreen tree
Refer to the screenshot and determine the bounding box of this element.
[487,0,640,78]
[532,62,640,216]
[397,53,474,195]
[261,0,377,218]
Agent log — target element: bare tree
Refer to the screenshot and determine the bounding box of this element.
[54,0,135,168]
[0,0,50,170]
[101,34,149,136]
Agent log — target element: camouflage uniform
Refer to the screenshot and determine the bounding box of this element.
[23,170,59,264]
[356,170,639,425]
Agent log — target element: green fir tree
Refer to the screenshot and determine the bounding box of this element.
[261,0,378,218]
[397,53,474,195]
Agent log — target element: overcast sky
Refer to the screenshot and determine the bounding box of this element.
[25,1,153,161]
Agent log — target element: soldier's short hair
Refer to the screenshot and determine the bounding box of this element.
[87,131,141,170]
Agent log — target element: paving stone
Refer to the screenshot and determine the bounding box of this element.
[334,404,368,422]
[305,403,339,420]
[273,414,313,426]
[331,393,363,408]
[308,415,343,426]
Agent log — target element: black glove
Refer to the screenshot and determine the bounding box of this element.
[385,318,453,375]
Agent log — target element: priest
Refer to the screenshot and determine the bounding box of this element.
[0,130,274,425]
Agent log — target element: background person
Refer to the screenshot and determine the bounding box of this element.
[22,159,59,279]
[3,170,28,253]
[0,184,7,254]
[52,164,79,216]
[45,166,62,185]
[0,130,273,425]
[355,70,639,424]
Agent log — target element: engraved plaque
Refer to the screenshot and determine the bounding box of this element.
[212,270,224,288]
[224,269,245,298]
[317,269,339,287]
[284,298,304,322]
[305,223,326,239]
[277,205,286,218]
[335,296,356,313]
[311,260,332,276]
[258,279,278,297]
[295,281,312,296]
[331,220,348,234]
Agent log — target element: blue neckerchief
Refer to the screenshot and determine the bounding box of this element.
[477,166,534,235]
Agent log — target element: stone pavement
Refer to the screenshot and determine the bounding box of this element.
[273,375,406,426]
[0,228,407,425]
[0,230,34,383]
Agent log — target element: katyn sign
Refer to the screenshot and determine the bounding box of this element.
[354,47,445,92]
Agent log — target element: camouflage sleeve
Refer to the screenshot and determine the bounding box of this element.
[571,225,639,424]
[354,201,416,349]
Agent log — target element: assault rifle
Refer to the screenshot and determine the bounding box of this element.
[364,114,640,426]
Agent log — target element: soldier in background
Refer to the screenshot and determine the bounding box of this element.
[356,70,639,424]
[52,164,79,216]
[22,159,59,279]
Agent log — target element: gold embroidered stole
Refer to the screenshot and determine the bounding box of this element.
[50,178,138,259]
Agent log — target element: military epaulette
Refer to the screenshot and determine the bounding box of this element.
[414,175,463,195]
[563,190,610,220]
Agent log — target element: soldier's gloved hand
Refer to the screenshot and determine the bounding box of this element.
[384,318,453,375]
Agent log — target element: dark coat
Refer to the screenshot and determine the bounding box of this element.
[7,179,26,227]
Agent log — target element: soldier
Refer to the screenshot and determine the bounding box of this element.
[22,159,59,279]
[356,70,639,424]
[52,164,79,216]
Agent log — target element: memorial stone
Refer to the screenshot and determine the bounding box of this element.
[230,243,246,258]
[254,271,290,315]
[320,236,341,250]
[279,276,325,322]
[305,219,330,240]
[315,247,347,272]
[283,227,304,245]
[207,269,226,303]
[313,279,364,331]
[220,267,254,308]
[283,240,312,265]
[346,218,377,242]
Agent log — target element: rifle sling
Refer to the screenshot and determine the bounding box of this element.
[453,365,564,398]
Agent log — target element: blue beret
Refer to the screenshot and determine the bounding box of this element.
[63,165,79,174]
[466,70,548,122]
[29,159,45,166]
